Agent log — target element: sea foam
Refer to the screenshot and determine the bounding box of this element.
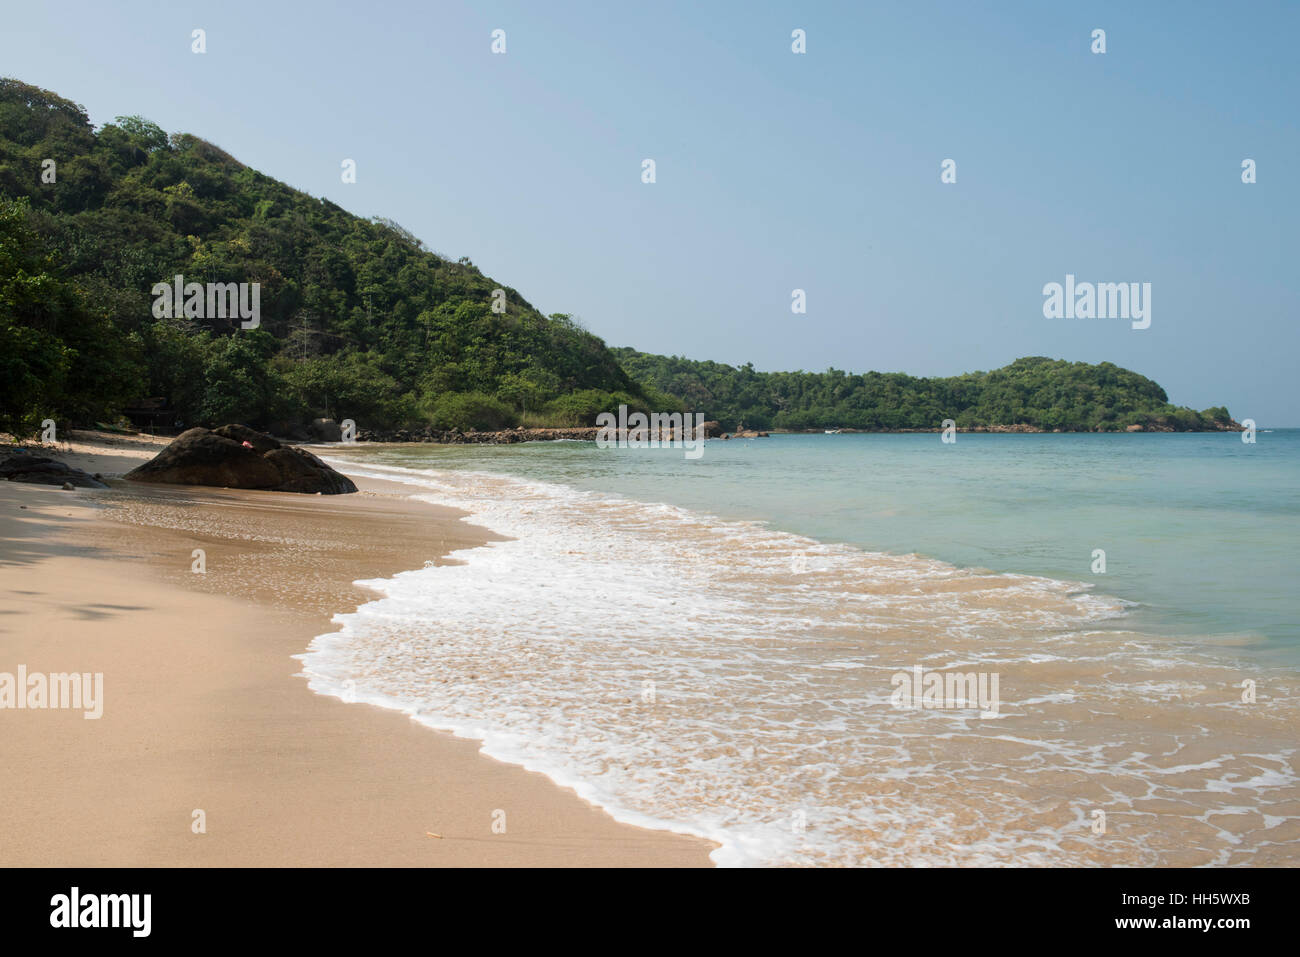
[297,459,1300,866]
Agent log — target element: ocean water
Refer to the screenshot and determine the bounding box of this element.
[300,431,1300,866]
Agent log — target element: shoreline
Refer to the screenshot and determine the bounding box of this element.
[0,432,717,866]
[7,429,1297,866]
[316,441,1300,866]
[307,422,1247,445]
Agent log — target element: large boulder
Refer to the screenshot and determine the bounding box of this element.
[125,426,357,494]
[308,418,343,442]
[0,453,108,489]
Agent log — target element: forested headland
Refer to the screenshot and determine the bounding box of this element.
[1,79,1235,438]
[611,350,1237,433]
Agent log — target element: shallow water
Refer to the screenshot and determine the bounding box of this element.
[299,433,1300,865]
[333,431,1300,656]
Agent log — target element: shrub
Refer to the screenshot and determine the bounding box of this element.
[429,391,517,431]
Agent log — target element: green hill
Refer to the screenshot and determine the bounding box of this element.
[611,349,1236,433]
[0,78,655,436]
[0,78,1234,438]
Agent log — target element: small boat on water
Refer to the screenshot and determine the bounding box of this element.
[824,429,842,434]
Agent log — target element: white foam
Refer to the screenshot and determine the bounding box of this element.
[294,456,1300,866]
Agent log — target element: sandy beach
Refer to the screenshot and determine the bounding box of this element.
[0,432,716,867]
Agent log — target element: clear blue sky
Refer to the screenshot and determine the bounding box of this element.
[4,0,1297,422]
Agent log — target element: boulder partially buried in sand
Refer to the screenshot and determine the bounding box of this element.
[0,453,109,489]
[125,425,357,494]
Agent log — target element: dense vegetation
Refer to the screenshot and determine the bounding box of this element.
[1,78,1233,438]
[612,349,1235,432]
[0,78,664,435]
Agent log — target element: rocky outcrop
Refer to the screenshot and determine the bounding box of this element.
[125,425,357,494]
[308,418,343,442]
[350,425,721,445]
[0,453,108,489]
[355,426,603,444]
[968,423,1043,433]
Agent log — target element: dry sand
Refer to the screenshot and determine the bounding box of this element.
[0,432,715,866]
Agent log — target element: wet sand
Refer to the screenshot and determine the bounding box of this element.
[0,432,716,866]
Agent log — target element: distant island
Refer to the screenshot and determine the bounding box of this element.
[0,78,1236,439]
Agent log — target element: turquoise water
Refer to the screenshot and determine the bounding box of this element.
[314,430,1300,865]
[343,429,1300,663]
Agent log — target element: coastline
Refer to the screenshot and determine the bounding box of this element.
[6,429,1297,866]
[345,421,1242,445]
[0,432,717,866]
